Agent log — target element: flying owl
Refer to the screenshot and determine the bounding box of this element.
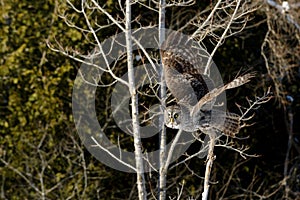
[161,32,254,137]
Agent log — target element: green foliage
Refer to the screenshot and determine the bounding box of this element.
[0,0,127,199]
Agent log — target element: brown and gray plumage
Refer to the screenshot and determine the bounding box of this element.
[161,32,254,137]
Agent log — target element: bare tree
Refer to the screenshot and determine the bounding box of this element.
[158,0,167,199]
[125,0,147,199]
[47,0,272,199]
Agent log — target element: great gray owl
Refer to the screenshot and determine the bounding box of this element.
[161,32,254,137]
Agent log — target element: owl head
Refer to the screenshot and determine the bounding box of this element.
[164,105,181,129]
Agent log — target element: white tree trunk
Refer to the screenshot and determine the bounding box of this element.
[158,0,167,199]
[202,132,216,200]
[125,0,147,199]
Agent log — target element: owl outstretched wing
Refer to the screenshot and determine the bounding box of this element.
[191,72,256,117]
[161,32,214,107]
[161,32,255,137]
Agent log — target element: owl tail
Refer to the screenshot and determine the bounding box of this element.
[211,111,241,137]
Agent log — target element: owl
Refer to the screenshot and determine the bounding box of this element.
[161,32,254,137]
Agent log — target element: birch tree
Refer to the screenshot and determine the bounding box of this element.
[48,0,272,199]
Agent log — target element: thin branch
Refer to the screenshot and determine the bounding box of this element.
[191,0,222,38]
[90,136,137,172]
[238,87,273,120]
[165,129,183,172]
[204,0,242,74]
[0,158,42,195]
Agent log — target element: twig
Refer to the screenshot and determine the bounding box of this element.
[0,158,42,195]
[204,0,242,74]
[90,136,137,172]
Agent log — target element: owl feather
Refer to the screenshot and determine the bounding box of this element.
[161,32,255,137]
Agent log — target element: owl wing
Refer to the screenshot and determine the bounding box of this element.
[210,110,241,137]
[191,72,255,117]
[161,32,214,106]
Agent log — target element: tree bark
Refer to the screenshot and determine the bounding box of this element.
[125,0,147,199]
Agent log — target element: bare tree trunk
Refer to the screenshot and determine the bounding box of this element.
[125,0,146,199]
[158,0,166,199]
[202,132,216,200]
